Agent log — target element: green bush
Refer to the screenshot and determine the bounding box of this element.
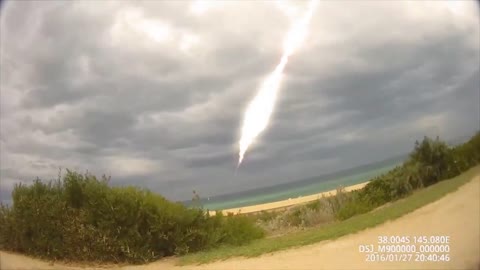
[221,213,265,245]
[0,170,264,263]
[335,198,371,220]
[254,133,480,228]
[335,132,480,220]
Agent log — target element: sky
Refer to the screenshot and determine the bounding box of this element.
[1,0,479,203]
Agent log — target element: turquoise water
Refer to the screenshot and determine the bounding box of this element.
[202,164,399,210]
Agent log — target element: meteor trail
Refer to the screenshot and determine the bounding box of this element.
[237,0,318,167]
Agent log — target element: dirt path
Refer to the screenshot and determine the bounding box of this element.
[2,176,479,270]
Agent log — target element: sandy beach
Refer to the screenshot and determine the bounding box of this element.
[208,181,370,216]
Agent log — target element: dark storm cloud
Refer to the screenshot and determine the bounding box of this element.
[185,152,233,169]
[261,21,478,147]
[1,0,479,202]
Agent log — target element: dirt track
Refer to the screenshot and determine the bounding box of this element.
[2,176,479,270]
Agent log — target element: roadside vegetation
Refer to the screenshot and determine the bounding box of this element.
[0,132,479,265]
[252,132,480,235]
[0,172,264,264]
[180,165,480,265]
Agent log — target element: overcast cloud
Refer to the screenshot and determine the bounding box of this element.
[1,0,479,202]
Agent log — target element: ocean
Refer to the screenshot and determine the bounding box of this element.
[184,155,407,211]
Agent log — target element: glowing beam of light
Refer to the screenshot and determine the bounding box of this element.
[237,0,318,167]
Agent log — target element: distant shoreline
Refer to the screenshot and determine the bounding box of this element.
[185,155,407,206]
[209,181,369,216]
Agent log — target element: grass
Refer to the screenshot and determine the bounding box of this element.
[178,165,480,265]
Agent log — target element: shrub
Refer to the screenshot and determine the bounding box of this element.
[0,170,264,263]
[335,199,372,220]
[301,207,333,227]
[255,191,347,233]
[252,210,278,223]
[221,213,265,245]
[335,133,480,220]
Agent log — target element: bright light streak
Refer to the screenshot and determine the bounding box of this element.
[237,0,318,167]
